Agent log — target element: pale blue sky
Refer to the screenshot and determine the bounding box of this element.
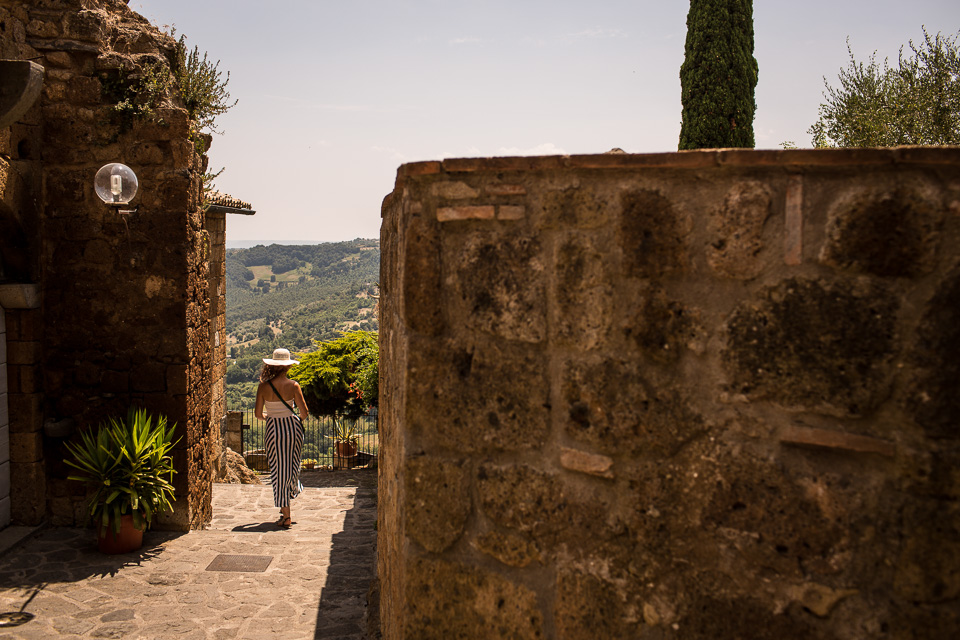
[129,0,959,243]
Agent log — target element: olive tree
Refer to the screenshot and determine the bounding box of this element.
[809,28,960,147]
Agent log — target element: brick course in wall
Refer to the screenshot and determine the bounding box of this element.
[380,147,960,639]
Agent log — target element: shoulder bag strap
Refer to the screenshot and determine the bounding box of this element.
[267,379,298,416]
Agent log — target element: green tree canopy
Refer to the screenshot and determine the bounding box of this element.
[678,0,758,150]
[809,28,960,147]
[289,331,379,420]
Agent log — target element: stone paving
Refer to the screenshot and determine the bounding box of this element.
[0,469,378,639]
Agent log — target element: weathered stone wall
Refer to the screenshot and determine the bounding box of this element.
[0,0,219,530]
[0,307,8,528]
[206,210,227,481]
[379,148,960,639]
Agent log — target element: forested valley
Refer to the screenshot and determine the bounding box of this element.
[224,239,380,409]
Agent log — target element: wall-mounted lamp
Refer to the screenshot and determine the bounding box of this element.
[95,163,138,214]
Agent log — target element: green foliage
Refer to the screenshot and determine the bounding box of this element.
[272,254,301,274]
[678,0,758,150]
[63,408,179,535]
[100,60,172,132]
[290,330,379,422]
[173,34,237,137]
[809,28,960,147]
[226,254,255,288]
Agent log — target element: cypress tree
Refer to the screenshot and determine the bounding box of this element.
[678,0,758,150]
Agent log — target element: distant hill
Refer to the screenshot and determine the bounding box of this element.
[224,239,380,410]
[226,239,346,249]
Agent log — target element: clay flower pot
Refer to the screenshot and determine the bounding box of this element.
[335,441,357,458]
[97,515,144,554]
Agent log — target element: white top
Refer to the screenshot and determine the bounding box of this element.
[264,399,295,418]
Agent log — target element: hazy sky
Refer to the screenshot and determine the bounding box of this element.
[128,0,959,244]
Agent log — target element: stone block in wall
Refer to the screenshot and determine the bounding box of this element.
[130,362,167,393]
[166,364,188,395]
[537,184,610,229]
[619,188,690,278]
[0,497,8,529]
[707,180,773,279]
[622,284,704,364]
[446,231,546,343]
[6,340,39,365]
[0,424,7,463]
[9,430,42,463]
[7,364,39,394]
[404,456,470,553]
[556,570,635,640]
[64,9,108,43]
[101,369,129,394]
[402,556,544,638]
[701,452,846,580]
[562,357,705,457]
[552,234,612,349]
[819,183,944,279]
[406,337,548,453]
[723,277,898,416]
[8,392,41,433]
[904,264,960,439]
[476,463,611,554]
[473,530,541,568]
[401,212,443,337]
[66,75,101,104]
[11,460,45,525]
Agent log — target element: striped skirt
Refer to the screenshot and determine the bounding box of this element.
[265,415,304,507]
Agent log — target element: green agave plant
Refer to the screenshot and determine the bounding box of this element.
[64,408,179,535]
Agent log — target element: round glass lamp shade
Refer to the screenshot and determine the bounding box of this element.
[94,163,138,205]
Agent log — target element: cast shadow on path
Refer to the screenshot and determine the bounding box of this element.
[312,469,379,640]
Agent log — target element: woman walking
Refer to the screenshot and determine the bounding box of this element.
[255,348,309,528]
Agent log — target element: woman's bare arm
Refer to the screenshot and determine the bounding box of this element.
[293,382,309,420]
[254,383,266,420]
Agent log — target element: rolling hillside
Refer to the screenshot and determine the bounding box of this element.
[225,239,380,409]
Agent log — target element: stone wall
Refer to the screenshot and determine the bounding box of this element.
[379,148,960,639]
[0,307,8,528]
[0,0,221,530]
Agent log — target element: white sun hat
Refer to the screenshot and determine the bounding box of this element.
[262,348,300,366]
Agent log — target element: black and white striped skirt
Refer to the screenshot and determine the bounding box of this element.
[265,415,304,507]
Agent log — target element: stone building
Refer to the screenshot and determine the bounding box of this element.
[0,0,248,531]
[379,148,960,638]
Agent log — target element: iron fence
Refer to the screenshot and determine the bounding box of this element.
[237,409,378,472]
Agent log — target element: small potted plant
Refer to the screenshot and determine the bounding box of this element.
[334,419,359,461]
[64,407,179,554]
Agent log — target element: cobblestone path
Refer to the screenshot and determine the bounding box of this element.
[0,469,378,639]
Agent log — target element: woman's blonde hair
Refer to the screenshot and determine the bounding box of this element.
[259,363,291,383]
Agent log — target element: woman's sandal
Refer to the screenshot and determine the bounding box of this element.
[277,516,292,529]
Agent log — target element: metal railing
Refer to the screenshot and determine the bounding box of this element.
[237,409,378,471]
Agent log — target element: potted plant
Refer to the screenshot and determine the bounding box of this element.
[334,419,359,461]
[64,408,179,554]
[302,458,317,470]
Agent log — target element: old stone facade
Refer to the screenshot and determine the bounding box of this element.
[380,148,960,638]
[0,0,230,530]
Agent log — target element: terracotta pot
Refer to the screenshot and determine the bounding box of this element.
[335,441,357,458]
[97,514,144,554]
